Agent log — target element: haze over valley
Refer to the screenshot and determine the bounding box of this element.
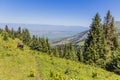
[0,23,89,42]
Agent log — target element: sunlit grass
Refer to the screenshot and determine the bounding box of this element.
[0,35,120,80]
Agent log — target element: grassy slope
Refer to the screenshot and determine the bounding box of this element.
[36,54,120,80]
[0,36,38,80]
[0,36,120,80]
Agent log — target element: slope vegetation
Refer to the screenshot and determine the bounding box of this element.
[0,35,120,80]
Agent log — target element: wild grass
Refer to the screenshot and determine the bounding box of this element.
[0,35,120,80]
[36,53,120,80]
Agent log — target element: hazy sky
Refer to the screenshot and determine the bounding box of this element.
[0,0,120,27]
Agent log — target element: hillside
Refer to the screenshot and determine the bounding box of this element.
[53,21,120,46]
[0,36,39,80]
[52,30,88,46]
[0,35,120,80]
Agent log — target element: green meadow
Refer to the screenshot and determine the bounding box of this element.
[0,35,120,80]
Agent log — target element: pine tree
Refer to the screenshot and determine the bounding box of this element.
[64,43,77,61]
[41,37,47,52]
[5,25,9,32]
[18,27,22,34]
[37,37,42,51]
[103,10,119,50]
[2,31,9,41]
[16,27,22,39]
[53,47,59,57]
[10,28,15,39]
[106,51,120,75]
[30,35,39,50]
[22,28,31,45]
[46,38,51,54]
[83,13,105,65]
[77,47,83,62]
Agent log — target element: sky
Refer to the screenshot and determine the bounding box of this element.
[0,0,120,27]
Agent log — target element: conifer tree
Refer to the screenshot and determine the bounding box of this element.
[10,28,15,39]
[2,31,9,41]
[53,47,59,57]
[103,10,119,50]
[30,35,39,50]
[5,25,9,32]
[16,27,22,39]
[77,47,83,62]
[106,52,120,75]
[83,13,105,65]
[22,28,31,45]
[64,43,77,61]
[110,18,119,49]
[18,27,22,34]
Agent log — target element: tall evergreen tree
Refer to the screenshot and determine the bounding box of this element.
[18,27,22,34]
[2,31,9,41]
[64,43,77,61]
[53,47,59,57]
[83,13,105,66]
[5,25,9,32]
[103,10,119,50]
[77,47,83,62]
[110,18,119,49]
[16,27,22,39]
[22,28,31,45]
[30,35,39,50]
[10,28,15,39]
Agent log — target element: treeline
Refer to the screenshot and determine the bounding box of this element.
[0,26,50,53]
[0,26,78,61]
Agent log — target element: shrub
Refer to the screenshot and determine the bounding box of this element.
[92,72,97,78]
[28,70,35,77]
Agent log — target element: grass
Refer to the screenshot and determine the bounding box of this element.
[0,35,120,80]
[0,36,37,80]
[36,54,120,80]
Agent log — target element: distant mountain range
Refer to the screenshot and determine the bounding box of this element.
[53,21,120,46]
[0,23,89,42]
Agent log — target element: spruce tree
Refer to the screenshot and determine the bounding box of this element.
[53,47,59,57]
[110,18,119,49]
[30,35,39,50]
[22,28,31,45]
[17,27,22,39]
[18,27,22,34]
[77,47,83,62]
[9,28,15,39]
[64,43,77,61]
[5,25,9,32]
[2,31,9,41]
[103,10,119,50]
[106,52,120,75]
[83,13,105,65]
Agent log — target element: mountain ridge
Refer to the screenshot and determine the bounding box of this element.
[53,21,120,46]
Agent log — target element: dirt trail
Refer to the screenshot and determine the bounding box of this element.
[35,56,41,80]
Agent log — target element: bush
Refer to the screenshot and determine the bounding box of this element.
[28,70,35,77]
[92,72,98,78]
[2,31,9,41]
